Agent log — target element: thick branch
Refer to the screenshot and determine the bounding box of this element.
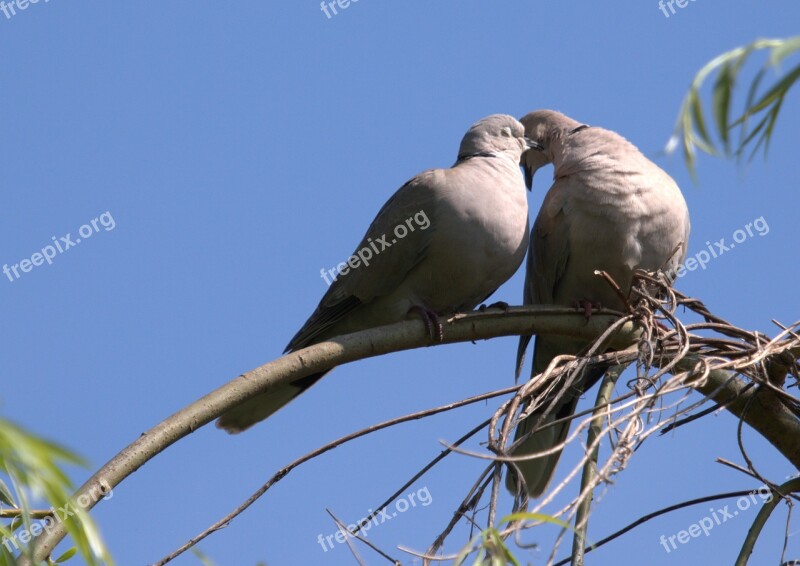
[23,306,800,562]
[25,307,630,562]
[680,357,800,469]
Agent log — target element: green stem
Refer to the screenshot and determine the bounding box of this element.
[734,476,800,565]
[571,365,626,566]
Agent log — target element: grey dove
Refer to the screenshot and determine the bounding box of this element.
[218,114,534,433]
[507,110,690,496]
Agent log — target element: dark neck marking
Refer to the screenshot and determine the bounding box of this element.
[569,124,591,136]
[456,151,497,162]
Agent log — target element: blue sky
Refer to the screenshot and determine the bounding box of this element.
[1,2,799,565]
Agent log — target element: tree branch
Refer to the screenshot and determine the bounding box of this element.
[22,304,800,563]
[24,306,631,563]
[682,357,800,469]
[736,476,800,566]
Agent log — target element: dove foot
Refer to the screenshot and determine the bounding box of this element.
[479,301,510,312]
[572,299,602,322]
[408,305,444,342]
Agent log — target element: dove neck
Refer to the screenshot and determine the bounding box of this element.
[550,124,591,170]
[456,151,497,162]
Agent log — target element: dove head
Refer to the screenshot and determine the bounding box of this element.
[457,114,529,163]
[520,110,586,189]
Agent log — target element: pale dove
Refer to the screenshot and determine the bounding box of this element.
[218,114,533,433]
[507,110,690,496]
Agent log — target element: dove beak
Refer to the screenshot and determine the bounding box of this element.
[524,164,534,191]
[525,137,543,151]
[521,139,542,190]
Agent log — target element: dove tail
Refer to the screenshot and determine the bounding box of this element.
[216,371,328,434]
[506,337,608,496]
[504,394,581,497]
[515,334,532,380]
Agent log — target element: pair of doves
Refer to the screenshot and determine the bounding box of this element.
[217,111,691,497]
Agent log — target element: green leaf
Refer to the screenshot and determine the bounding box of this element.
[191,547,216,566]
[748,96,785,163]
[501,511,575,532]
[54,547,78,563]
[737,67,767,151]
[0,418,113,565]
[768,35,800,67]
[1,543,17,566]
[736,112,770,154]
[668,36,800,173]
[741,62,800,118]
[9,516,22,531]
[0,479,16,507]
[485,530,520,566]
[711,62,734,152]
[689,92,715,152]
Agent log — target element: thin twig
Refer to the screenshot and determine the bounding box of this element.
[554,490,764,566]
[326,508,400,565]
[152,386,518,565]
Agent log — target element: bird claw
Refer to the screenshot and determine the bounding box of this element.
[408,305,444,342]
[479,301,510,313]
[572,299,602,322]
